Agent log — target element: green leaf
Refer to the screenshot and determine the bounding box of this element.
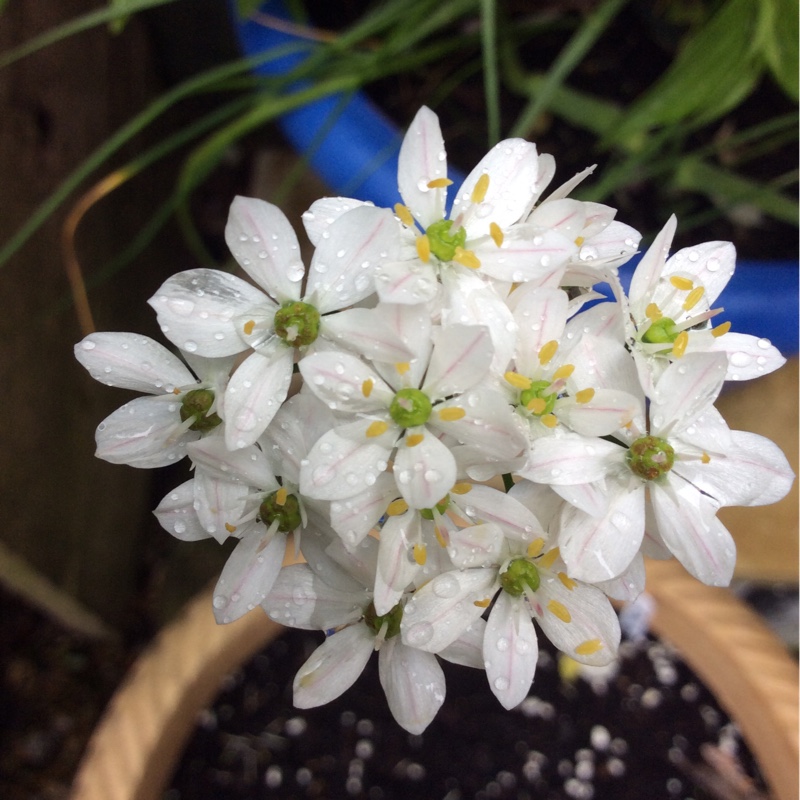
[604,0,764,147]
[756,0,799,100]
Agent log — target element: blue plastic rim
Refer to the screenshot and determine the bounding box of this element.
[231,1,798,355]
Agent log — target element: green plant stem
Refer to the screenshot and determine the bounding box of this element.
[481,0,500,145]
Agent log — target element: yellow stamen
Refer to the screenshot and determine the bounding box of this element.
[538,340,559,365]
[527,538,545,558]
[386,499,409,516]
[474,597,492,608]
[395,362,410,375]
[413,543,427,565]
[558,572,577,591]
[366,420,389,438]
[471,173,490,203]
[275,487,288,506]
[538,547,560,570]
[575,236,585,247]
[645,303,662,322]
[453,247,481,269]
[712,321,731,338]
[682,286,705,311]
[670,275,694,291]
[406,433,424,447]
[361,378,374,398]
[433,526,447,548]
[575,388,595,404]
[451,482,472,495]
[225,522,237,534]
[553,364,575,381]
[505,371,532,390]
[701,452,711,464]
[416,234,431,263]
[575,639,604,656]
[243,320,256,335]
[393,203,415,228]
[427,177,453,189]
[541,413,558,428]
[172,388,181,395]
[672,331,689,358]
[547,600,572,623]
[527,397,547,414]
[438,407,465,421]
[490,222,504,248]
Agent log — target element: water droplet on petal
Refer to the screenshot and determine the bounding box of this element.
[405,621,434,647]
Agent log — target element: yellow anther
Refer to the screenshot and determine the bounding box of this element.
[538,340,559,365]
[438,407,466,421]
[471,173,490,203]
[225,522,237,534]
[575,388,595,404]
[558,572,577,591]
[433,526,448,547]
[386,499,409,516]
[416,234,431,263]
[361,378,374,398]
[474,597,492,608]
[489,222,504,248]
[575,236,585,247]
[527,538,545,558]
[243,319,256,335]
[547,600,572,623]
[453,247,481,269]
[671,331,689,358]
[538,547,560,570]
[413,543,427,565]
[451,482,472,495]
[682,286,705,311]
[366,420,389,438]
[575,639,604,656]
[527,397,547,414]
[395,362,410,375]
[541,413,558,428]
[406,433,425,447]
[552,364,575,381]
[558,655,582,683]
[712,321,731,338]
[670,275,694,291]
[172,388,181,395]
[505,371,532,390]
[645,303,662,322]
[701,452,711,464]
[275,487,288,506]
[427,177,453,189]
[393,203,415,228]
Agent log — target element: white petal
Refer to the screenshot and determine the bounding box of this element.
[299,351,391,413]
[525,433,624,485]
[188,437,277,488]
[379,640,445,733]
[628,216,677,319]
[374,514,421,615]
[192,469,250,543]
[438,619,486,669]
[423,324,493,398]
[584,220,641,266]
[148,269,266,357]
[153,480,211,541]
[95,394,192,468]
[527,197,585,239]
[330,472,397,548]
[321,308,414,363]
[224,348,293,450]
[374,260,440,304]
[557,389,641,437]
[508,286,568,372]
[663,240,735,306]
[393,433,457,509]
[461,485,544,542]
[476,226,576,283]
[398,106,447,227]
[293,624,374,708]
[212,528,286,623]
[302,196,373,245]
[447,522,506,568]
[707,332,786,381]
[74,332,195,393]
[541,164,595,202]
[224,196,304,302]
[593,553,645,602]
[483,593,538,709]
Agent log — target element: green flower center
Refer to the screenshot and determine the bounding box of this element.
[500,558,541,597]
[273,301,321,347]
[626,435,675,481]
[426,219,467,262]
[419,495,450,520]
[259,490,302,533]
[364,601,403,639]
[389,388,432,428]
[179,388,222,433]
[519,379,557,416]
[641,317,679,345]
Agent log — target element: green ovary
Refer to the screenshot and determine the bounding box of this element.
[259,490,302,533]
[273,301,321,346]
[179,388,222,433]
[626,435,675,480]
[500,558,541,596]
[364,601,403,638]
[426,219,467,262]
[419,495,451,520]
[641,317,678,345]
[389,388,432,428]
[519,379,556,416]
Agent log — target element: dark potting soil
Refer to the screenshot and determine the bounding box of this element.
[166,628,768,800]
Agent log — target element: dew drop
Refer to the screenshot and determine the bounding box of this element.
[81,340,96,351]
[495,637,509,652]
[757,338,771,350]
[424,469,441,483]
[431,574,460,599]
[494,676,510,692]
[183,340,198,353]
[213,595,228,609]
[729,352,752,368]
[405,621,434,647]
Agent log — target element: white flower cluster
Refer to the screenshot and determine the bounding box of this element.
[75,107,793,734]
